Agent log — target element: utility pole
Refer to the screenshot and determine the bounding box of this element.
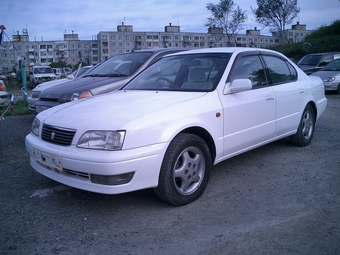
[20,56,27,103]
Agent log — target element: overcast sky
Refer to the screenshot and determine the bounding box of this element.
[1,0,339,42]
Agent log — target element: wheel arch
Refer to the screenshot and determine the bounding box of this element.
[307,101,317,121]
[178,126,216,164]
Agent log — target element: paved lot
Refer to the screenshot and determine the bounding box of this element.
[0,94,339,255]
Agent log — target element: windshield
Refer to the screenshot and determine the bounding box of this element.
[123,53,231,92]
[321,59,340,71]
[84,52,152,77]
[72,66,94,78]
[34,67,53,74]
[298,55,322,65]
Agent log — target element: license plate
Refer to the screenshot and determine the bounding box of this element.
[32,148,63,172]
[35,105,50,113]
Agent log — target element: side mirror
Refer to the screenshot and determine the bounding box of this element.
[224,79,252,94]
[67,74,75,80]
[319,61,328,67]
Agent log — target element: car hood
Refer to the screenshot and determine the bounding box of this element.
[310,70,340,79]
[298,64,315,70]
[38,90,207,130]
[34,78,70,91]
[32,73,56,78]
[39,76,129,99]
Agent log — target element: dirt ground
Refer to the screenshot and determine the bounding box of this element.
[0,94,339,255]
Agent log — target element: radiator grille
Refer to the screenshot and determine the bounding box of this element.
[41,124,76,146]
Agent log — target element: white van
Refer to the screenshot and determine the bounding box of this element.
[29,66,56,86]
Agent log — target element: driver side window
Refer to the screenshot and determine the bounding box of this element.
[229,55,266,88]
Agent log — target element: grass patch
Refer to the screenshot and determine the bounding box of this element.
[1,79,34,117]
[0,99,34,117]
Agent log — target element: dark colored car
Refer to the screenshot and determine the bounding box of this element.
[297,52,340,75]
[35,48,188,113]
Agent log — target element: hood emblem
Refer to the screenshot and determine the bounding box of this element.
[51,132,56,140]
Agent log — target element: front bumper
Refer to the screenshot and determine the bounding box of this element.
[35,100,60,113]
[324,81,339,91]
[0,92,9,105]
[25,133,168,194]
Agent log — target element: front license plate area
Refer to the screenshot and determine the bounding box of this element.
[32,148,63,172]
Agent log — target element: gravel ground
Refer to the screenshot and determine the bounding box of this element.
[0,94,339,255]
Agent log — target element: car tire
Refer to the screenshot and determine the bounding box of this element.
[290,104,315,147]
[154,133,212,206]
[336,83,340,94]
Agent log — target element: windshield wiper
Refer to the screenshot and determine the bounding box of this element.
[107,73,127,77]
[83,74,108,77]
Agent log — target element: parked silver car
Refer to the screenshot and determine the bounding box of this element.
[311,58,340,93]
[0,80,9,106]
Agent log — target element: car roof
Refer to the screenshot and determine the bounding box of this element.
[303,52,340,56]
[133,47,189,54]
[165,47,279,56]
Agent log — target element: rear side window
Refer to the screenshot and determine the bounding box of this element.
[320,54,335,65]
[263,56,297,85]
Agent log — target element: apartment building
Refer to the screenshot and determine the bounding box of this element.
[0,22,312,73]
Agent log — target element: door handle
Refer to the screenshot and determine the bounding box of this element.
[266,96,274,102]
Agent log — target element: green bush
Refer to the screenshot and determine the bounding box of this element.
[270,19,340,61]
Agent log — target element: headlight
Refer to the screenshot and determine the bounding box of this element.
[77,130,125,150]
[58,90,93,103]
[31,118,40,136]
[323,77,335,82]
[58,92,80,103]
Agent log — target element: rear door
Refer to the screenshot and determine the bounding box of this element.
[261,54,305,137]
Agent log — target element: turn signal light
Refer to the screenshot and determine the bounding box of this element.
[79,90,93,99]
[0,82,5,91]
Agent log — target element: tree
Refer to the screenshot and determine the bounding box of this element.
[205,0,247,46]
[49,60,68,68]
[251,0,300,43]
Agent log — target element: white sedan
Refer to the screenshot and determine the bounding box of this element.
[25,47,327,205]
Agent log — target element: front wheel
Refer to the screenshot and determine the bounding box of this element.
[154,133,212,206]
[290,105,315,147]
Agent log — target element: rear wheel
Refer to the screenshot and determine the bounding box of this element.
[290,105,315,147]
[154,133,212,206]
